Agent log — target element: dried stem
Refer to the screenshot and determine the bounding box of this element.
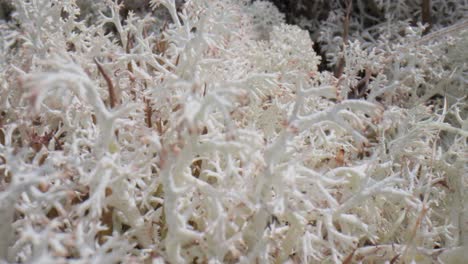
[144,97,152,128]
[334,0,352,78]
[421,0,432,34]
[403,205,429,258]
[350,68,371,99]
[126,32,134,74]
[94,58,117,109]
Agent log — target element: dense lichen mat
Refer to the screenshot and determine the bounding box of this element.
[0,0,467,263]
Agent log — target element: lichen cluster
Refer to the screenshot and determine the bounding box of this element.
[0,0,467,263]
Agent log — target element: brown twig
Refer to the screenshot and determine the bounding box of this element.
[350,67,372,99]
[144,97,152,128]
[94,58,117,108]
[402,205,428,257]
[334,0,352,78]
[126,32,134,74]
[342,249,356,264]
[390,253,400,264]
[421,0,432,35]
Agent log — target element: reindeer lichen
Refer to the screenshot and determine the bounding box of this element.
[0,0,467,263]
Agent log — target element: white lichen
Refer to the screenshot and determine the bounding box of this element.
[0,0,467,263]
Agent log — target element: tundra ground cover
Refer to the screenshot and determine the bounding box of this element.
[0,0,467,263]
